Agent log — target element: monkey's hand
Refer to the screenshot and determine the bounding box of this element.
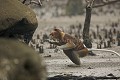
[45,39,61,46]
[45,39,57,44]
[45,39,52,43]
[57,42,76,50]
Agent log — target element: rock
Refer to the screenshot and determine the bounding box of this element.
[88,67,93,69]
[107,73,115,77]
[80,77,96,80]
[0,38,46,80]
[0,0,38,37]
[44,55,52,58]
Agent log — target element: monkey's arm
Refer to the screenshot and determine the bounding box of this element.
[45,39,61,46]
[58,42,76,50]
[49,41,61,46]
[46,39,76,49]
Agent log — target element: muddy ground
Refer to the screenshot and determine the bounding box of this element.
[41,46,120,78]
[35,16,120,79]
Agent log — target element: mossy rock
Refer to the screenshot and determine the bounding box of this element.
[0,0,38,36]
[0,38,46,80]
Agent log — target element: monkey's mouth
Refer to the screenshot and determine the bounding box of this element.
[49,35,58,41]
[49,35,53,40]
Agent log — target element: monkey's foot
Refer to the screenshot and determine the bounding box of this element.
[88,51,96,56]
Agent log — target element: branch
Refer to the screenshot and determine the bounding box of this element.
[38,0,42,6]
[93,0,120,8]
[22,0,43,6]
[30,0,42,6]
[85,0,95,7]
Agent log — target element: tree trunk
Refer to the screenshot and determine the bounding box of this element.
[83,7,92,48]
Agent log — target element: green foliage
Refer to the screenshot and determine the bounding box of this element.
[66,0,84,16]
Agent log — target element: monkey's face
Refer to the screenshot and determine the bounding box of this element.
[49,28,63,41]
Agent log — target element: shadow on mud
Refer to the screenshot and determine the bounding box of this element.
[48,74,120,80]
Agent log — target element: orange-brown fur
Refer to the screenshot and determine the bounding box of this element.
[50,28,89,58]
[49,28,120,65]
[49,29,120,65]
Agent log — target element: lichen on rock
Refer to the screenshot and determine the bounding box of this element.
[0,38,46,80]
[0,0,38,36]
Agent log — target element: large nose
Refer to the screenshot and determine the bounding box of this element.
[49,33,53,40]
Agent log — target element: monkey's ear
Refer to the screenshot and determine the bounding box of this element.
[54,28,62,32]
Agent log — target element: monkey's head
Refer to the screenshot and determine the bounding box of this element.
[49,28,65,41]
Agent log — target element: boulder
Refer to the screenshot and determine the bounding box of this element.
[0,38,46,80]
[0,0,38,36]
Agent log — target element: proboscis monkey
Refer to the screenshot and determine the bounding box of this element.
[47,28,120,65]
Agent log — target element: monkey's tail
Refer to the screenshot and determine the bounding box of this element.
[88,48,120,57]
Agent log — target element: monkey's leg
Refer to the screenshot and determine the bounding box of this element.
[63,49,81,65]
[73,48,89,57]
